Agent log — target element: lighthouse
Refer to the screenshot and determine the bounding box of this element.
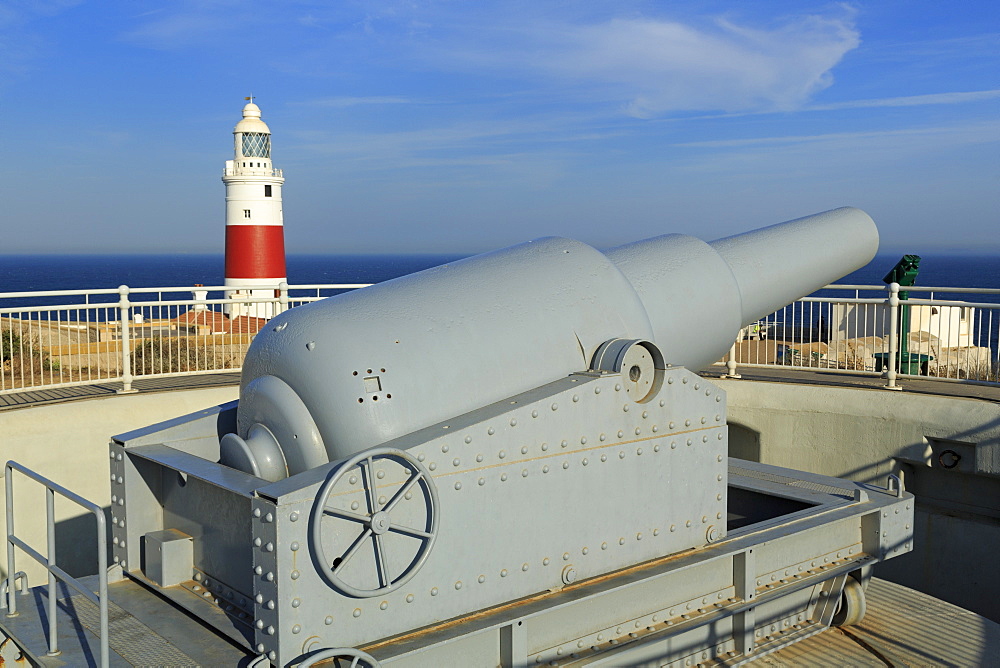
[222,100,286,319]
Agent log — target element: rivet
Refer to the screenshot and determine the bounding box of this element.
[510,418,517,427]
[488,427,496,435]
[634,428,641,435]
[717,494,723,501]
[478,478,485,486]
[256,620,265,629]
[619,537,625,545]
[682,378,688,384]
[266,625,275,635]
[562,462,569,469]
[602,542,608,550]
[109,451,116,460]
[476,454,484,463]
[686,439,692,446]
[465,435,473,444]
[671,442,677,449]
[431,587,439,596]
[652,425,658,433]
[265,542,274,552]
[686,520,692,527]
[429,463,437,471]
[376,470,385,479]
[521,469,528,477]
[618,430,624,438]
[653,528,660,536]
[111,495,118,503]
[406,594,414,603]
[600,454,607,462]
[521,446,528,454]
[499,450,507,459]
[637,448,643,456]
[599,433,607,442]
[405,492,413,500]
[563,552,570,560]
[685,419,691,427]
[717,455,724,462]
[289,511,299,522]
[479,575,487,583]
[551,403,559,411]
[582,547,589,555]
[582,458,589,466]
[619,451,626,459]
[349,475,358,485]
[417,453,426,462]
[623,405,630,412]
[455,581,463,590]
[532,409,539,417]
[265,572,274,582]
[265,513,273,522]
[269,651,276,661]
[351,501,360,510]
[654,444,660,452]
[561,440,568,448]
[642,411,648,419]
[353,608,362,617]
[522,563,529,572]
[573,395,580,403]
[325,616,334,624]
[636,533,643,540]
[703,435,709,443]
[668,377,675,385]
[542,465,550,474]
[501,473,508,481]
[501,569,508,577]
[256,643,265,652]
[441,444,450,454]
[694,383,700,390]
[380,601,388,610]
[290,570,300,580]
[255,593,263,603]
[594,387,601,395]
[455,482,462,490]
[254,566,263,575]
[378,495,387,505]
[116,453,123,461]
[292,624,301,634]
[581,436,588,445]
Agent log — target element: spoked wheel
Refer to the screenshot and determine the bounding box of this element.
[300,646,381,668]
[310,447,439,598]
[832,577,867,627]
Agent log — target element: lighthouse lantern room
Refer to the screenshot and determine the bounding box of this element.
[223,100,286,319]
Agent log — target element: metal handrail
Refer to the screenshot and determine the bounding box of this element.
[5,461,109,667]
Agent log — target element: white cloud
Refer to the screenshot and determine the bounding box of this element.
[533,13,860,117]
[807,89,1000,111]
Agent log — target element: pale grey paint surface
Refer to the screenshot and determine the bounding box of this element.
[720,378,1000,622]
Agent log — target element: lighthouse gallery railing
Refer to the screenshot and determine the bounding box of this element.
[1,282,999,394]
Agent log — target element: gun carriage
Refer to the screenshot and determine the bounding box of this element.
[1,207,914,667]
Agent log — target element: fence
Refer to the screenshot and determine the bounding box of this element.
[4,280,999,396]
[0,283,369,394]
[722,282,1000,388]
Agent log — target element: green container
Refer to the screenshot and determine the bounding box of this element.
[873,352,934,375]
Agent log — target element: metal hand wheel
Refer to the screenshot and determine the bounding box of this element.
[310,447,439,597]
[300,647,381,668]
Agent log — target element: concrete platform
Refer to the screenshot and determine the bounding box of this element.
[762,577,1000,667]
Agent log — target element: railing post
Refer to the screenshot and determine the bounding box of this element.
[724,342,742,379]
[117,285,137,394]
[278,281,289,316]
[5,464,16,618]
[885,282,902,390]
[45,487,59,656]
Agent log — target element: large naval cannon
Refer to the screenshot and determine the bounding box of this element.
[3,208,914,667]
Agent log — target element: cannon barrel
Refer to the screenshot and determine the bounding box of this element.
[224,207,877,479]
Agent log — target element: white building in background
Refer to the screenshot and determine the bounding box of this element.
[222,99,286,319]
[832,302,978,348]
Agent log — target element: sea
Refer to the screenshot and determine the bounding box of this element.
[1,252,999,307]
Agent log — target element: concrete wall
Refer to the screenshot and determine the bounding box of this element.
[0,387,238,587]
[719,378,1000,622]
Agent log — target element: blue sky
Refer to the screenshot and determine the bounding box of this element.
[1,1,997,254]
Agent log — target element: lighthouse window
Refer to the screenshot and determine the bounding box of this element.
[244,209,251,219]
[242,132,271,158]
[264,185,272,197]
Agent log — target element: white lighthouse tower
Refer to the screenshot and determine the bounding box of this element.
[222,99,286,319]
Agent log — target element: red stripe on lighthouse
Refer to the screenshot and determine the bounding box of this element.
[225,225,287,279]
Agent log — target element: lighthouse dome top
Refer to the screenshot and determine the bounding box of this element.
[234,102,271,135]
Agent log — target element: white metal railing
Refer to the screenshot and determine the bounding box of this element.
[721,282,1000,388]
[4,280,1000,395]
[5,460,109,665]
[1,282,370,394]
